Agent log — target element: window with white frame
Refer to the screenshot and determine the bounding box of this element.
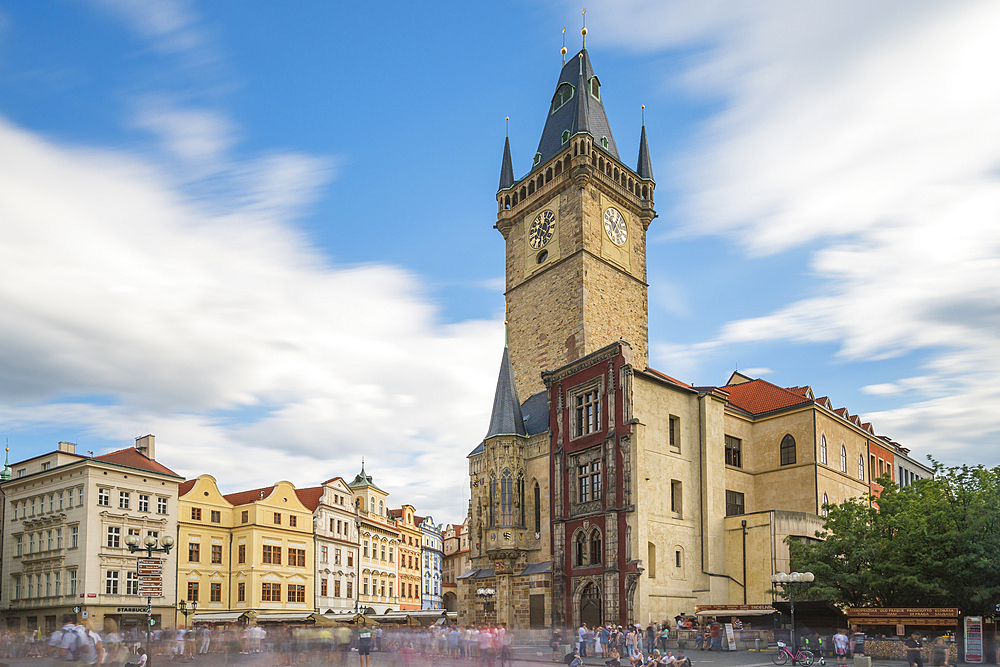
[69,570,77,595]
[71,526,79,548]
[105,570,119,595]
[126,572,139,596]
[138,495,149,512]
[119,491,130,509]
[98,488,110,507]
[157,497,168,514]
[840,445,847,472]
[820,435,828,464]
[107,526,121,548]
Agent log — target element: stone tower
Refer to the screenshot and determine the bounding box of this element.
[496,48,656,400]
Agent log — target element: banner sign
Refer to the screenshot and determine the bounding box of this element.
[847,608,960,618]
[724,624,737,651]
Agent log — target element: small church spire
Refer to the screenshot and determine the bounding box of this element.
[484,345,526,439]
[499,119,515,191]
[1,440,11,482]
[636,105,654,181]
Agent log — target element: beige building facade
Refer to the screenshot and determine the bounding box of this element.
[2,436,181,633]
[349,467,400,614]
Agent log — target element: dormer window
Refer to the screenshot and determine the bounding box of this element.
[561,130,571,144]
[550,83,574,114]
[601,136,609,150]
[590,76,601,100]
[533,152,542,166]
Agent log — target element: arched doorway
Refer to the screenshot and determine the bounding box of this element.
[580,582,602,628]
[443,591,457,613]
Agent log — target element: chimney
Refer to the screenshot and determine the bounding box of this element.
[58,441,77,455]
[135,434,155,460]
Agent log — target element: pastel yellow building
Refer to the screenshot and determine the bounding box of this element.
[178,477,315,624]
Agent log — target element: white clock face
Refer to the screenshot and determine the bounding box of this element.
[529,210,556,249]
[604,207,627,246]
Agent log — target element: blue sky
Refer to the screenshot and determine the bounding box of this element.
[2,1,999,521]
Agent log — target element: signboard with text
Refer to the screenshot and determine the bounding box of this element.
[965,616,983,664]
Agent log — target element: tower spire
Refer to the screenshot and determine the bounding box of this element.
[636,105,654,181]
[499,118,515,191]
[485,345,526,439]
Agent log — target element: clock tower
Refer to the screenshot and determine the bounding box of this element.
[496,47,655,399]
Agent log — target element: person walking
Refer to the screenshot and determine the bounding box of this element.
[931,637,950,667]
[905,633,924,667]
[833,630,849,666]
[357,623,374,667]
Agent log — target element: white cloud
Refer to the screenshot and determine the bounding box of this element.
[0,113,498,519]
[590,0,1000,465]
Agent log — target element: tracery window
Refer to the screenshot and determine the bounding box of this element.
[517,474,525,527]
[840,445,847,472]
[500,470,513,526]
[590,529,602,564]
[489,473,496,527]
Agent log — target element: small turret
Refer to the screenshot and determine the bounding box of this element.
[1,445,11,482]
[499,130,515,192]
[636,106,654,182]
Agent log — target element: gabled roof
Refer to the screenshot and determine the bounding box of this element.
[294,486,323,512]
[485,346,526,439]
[92,447,182,478]
[532,49,619,173]
[499,135,514,191]
[720,378,814,416]
[223,485,274,506]
[178,480,197,497]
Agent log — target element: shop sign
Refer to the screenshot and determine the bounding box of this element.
[87,593,97,597]
[117,607,148,613]
[724,624,737,650]
[965,616,983,664]
[847,608,960,618]
[697,604,775,611]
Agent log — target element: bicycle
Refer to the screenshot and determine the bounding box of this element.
[772,641,814,666]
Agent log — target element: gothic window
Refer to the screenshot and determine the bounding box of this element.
[780,434,796,466]
[562,130,571,144]
[533,483,541,533]
[840,444,847,472]
[575,531,588,567]
[625,525,632,561]
[489,474,496,527]
[590,76,601,99]
[858,454,865,480]
[820,435,828,464]
[590,529,602,564]
[500,470,513,526]
[517,474,525,527]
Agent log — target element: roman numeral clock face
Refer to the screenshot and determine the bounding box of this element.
[528,210,555,249]
[604,206,627,246]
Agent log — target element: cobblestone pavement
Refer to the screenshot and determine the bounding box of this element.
[0,650,908,667]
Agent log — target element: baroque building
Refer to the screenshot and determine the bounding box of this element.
[460,37,929,630]
[349,466,400,614]
[388,505,422,610]
[418,515,443,610]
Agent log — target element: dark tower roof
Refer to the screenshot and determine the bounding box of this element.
[485,346,526,438]
[532,49,619,172]
[636,122,654,181]
[499,135,515,191]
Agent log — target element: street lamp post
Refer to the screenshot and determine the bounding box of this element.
[770,571,814,657]
[476,587,495,624]
[177,600,198,628]
[355,515,363,616]
[124,534,175,667]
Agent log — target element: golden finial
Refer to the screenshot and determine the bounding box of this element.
[505,116,509,137]
[582,8,587,48]
[641,104,645,126]
[561,27,567,65]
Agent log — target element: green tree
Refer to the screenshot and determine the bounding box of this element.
[787,462,1000,613]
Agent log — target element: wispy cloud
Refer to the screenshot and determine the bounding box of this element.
[0,112,497,518]
[593,0,1000,464]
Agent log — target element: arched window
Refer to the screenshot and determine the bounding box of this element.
[562,130,571,144]
[820,435,828,464]
[370,498,375,513]
[780,434,796,466]
[517,474,525,527]
[840,445,847,472]
[590,529,602,564]
[379,500,384,516]
[500,470,513,526]
[575,531,588,567]
[625,525,632,561]
[489,473,496,527]
[821,492,829,516]
[550,83,574,114]
[858,454,865,480]
[533,483,541,533]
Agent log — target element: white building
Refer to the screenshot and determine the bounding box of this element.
[297,477,360,614]
[1,436,182,634]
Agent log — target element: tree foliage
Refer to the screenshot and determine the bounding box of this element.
[787,462,1000,613]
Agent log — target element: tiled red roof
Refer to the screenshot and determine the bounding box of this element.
[720,378,814,415]
[785,385,813,398]
[92,448,181,478]
[294,486,323,511]
[646,368,691,388]
[834,407,849,417]
[387,508,403,519]
[223,485,274,506]
[178,480,197,497]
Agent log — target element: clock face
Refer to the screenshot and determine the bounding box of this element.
[604,207,627,246]
[528,210,556,249]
